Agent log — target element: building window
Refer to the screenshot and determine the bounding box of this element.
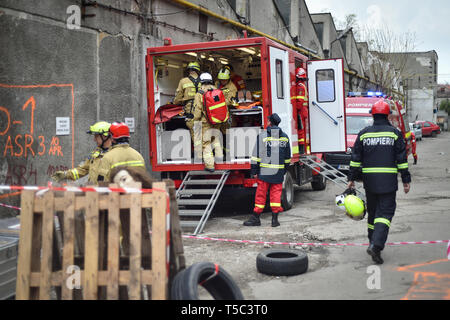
[276,59,284,99]
[316,69,335,102]
[199,13,208,33]
[314,23,324,47]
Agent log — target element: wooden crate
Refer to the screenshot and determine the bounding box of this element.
[15,182,169,300]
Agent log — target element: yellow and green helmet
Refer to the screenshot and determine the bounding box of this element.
[218,67,231,80]
[87,121,111,137]
[344,195,366,220]
[187,61,201,72]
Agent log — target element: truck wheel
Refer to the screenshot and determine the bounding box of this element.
[311,174,326,191]
[281,171,294,211]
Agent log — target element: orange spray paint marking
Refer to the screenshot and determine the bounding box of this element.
[0,83,75,167]
[397,259,450,300]
[0,106,11,136]
[22,96,36,135]
[48,136,63,157]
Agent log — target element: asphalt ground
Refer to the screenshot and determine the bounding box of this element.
[182,131,450,300]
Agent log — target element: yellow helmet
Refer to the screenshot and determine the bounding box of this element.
[87,121,111,137]
[343,195,366,221]
[187,61,201,72]
[218,67,231,80]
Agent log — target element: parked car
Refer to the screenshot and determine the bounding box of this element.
[409,122,422,141]
[415,120,441,137]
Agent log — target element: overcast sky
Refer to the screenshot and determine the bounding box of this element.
[305,0,450,84]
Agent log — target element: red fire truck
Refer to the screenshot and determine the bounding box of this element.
[145,36,347,232]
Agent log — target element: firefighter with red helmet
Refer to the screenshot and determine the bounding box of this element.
[95,122,146,183]
[292,67,309,154]
[244,113,291,227]
[348,99,411,264]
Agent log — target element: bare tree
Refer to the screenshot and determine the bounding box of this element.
[360,25,417,92]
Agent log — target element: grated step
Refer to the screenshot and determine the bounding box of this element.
[178,189,216,195]
[184,179,221,185]
[178,199,210,205]
[179,210,205,216]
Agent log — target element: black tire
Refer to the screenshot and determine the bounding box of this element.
[281,171,294,210]
[170,262,244,300]
[432,131,437,137]
[311,173,327,191]
[256,249,308,276]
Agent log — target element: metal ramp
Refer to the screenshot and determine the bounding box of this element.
[300,155,365,198]
[176,170,230,235]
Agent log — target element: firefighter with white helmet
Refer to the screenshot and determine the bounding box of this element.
[292,67,310,154]
[192,72,225,172]
[94,122,146,183]
[348,99,411,264]
[173,61,202,140]
[51,121,112,185]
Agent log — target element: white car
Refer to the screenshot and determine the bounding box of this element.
[409,122,422,141]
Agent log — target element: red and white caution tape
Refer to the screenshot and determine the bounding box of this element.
[0,202,21,211]
[0,184,160,194]
[182,234,450,247]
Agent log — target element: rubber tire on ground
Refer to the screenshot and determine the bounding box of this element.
[170,262,244,300]
[281,171,294,211]
[257,248,308,276]
[432,131,437,137]
[311,173,327,191]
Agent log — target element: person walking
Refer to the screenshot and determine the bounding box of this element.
[347,99,411,264]
[95,122,146,183]
[244,113,291,227]
[51,121,112,185]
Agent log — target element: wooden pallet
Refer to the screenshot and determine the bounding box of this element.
[15,182,171,300]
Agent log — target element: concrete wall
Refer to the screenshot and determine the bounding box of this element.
[0,0,163,215]
[408,89,435,123]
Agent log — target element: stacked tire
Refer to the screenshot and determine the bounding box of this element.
[171,262,244,300]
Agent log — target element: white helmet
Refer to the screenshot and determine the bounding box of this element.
[200,72,213,84]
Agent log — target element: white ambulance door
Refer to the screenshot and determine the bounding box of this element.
[269,46,295,150]
[307,59,346,153]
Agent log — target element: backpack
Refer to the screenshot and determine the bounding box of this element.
[202,88,229,124]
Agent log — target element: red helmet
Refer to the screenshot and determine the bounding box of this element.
[370,99,391,115]
[295,67,307,79]
[109,122,130,139]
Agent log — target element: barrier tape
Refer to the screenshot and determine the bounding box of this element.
[0,184,164,194]
[0,203,21,211]
[182,235,450,247]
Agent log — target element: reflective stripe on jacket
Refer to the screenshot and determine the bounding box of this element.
[349,117,411,193]
[96,144,146,183]
[251,126,291,184]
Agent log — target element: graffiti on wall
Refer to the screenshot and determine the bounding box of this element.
[0,83,75,185]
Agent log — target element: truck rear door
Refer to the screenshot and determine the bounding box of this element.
[269,46,296,150]
[307,59,347,153]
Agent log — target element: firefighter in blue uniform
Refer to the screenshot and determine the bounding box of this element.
[348,99,411,264]
[244,113,291,227]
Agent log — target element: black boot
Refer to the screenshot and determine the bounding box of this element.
[271,212,280,227]
[243,213,261,226]
[367,244,384,264]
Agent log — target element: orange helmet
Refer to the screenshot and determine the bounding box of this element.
[295,67,307,79]
[109,122,130,139]
[370,99,391,115]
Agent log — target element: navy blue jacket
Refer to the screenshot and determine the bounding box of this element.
[349,117,411,193]
[251,126,291,184]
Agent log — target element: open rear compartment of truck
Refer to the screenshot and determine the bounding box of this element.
[147,39,266,179]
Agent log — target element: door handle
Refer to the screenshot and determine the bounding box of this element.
[312,101,338,126]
